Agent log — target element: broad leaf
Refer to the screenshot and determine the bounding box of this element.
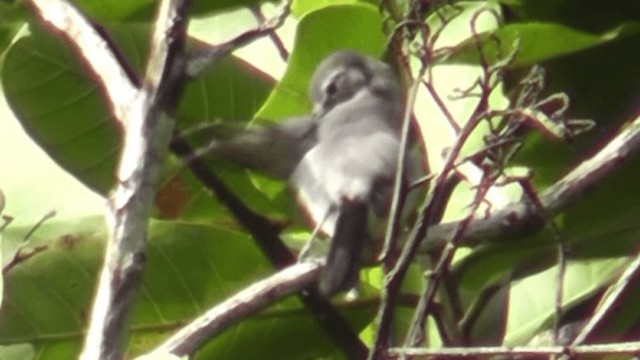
[442,21,640,68]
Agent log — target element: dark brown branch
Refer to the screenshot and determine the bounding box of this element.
[170,134,294,267]
[380,66,425,263]
[370,172,459,358]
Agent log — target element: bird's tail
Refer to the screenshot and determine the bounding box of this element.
[318,201,369,295]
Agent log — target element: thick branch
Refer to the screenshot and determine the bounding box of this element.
[150,262,321,356]
[71,0,191,359]
[424,112,640,248]
[390,341,640,359]
[27,0,138,124]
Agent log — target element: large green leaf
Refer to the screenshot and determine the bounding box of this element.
[68,0,280,22]
[291,0,362,18]
[0,2,28,57]
[69,0,155,21]
[452,151,640,344]
[256,3,387,120]
[0,218,376,358]
[2,23,274,196]
[173,3,391,223]
[501,0,640,33]
[504,257,628,345]
[2,26,122,194]
[442,21,640,68]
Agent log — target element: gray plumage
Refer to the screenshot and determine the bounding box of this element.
[292,51,404,294]
[196,50,406,295]
[192,116,317,179]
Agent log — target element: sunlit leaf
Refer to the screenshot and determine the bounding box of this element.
[441,21,640,67]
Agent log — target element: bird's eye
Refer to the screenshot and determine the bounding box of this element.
[325,81,338,97]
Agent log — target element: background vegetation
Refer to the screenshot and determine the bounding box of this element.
[0,0,639,358]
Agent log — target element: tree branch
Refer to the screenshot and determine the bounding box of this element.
[390,341,640,359]
[249,4,289,61]
[170,135,369,358]
[185,1,290,78]
[25,0,193,358]
[27,0,138,125]
[424,111,640,249]
[148,262,321,356]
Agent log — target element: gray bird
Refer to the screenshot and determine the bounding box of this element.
[194,50,406,295]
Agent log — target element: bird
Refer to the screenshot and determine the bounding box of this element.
[192,50,407,295]
[293,51,404,295]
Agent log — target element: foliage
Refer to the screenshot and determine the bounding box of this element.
[0,0,639,358]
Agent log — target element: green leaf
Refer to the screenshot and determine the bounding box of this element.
[177,57,274,128]
[291,0,361,18]
[65,0,154,21]
[0,344,35,360]
[190,0,280,18]
[2,22,275,197]
[0,219,375,358]
[452,152,640,344]
[442,21,640,67]
[501,0,640,34]
[504,258,627,345]
[0,3,28,57]
[2,26,126,194]
[256,3,387,120]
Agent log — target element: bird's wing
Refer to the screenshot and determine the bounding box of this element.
[193,116,317,179]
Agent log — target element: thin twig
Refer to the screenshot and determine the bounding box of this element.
[57,0,190,358]
[572,247,640,344]
[2,245,48,275]
[372,9,504,355]
[423,110,640,249]
[380,65,426,263]
[22,210,56,242]
[186,1,290,77]
[517,179,568,345]
[423,79,461,133]
[404,171,492,347]
[419,4,464,134]
[370,31,430,358]
[413,11,510,343]
[0,215,12,233]
[249,4,289,61]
